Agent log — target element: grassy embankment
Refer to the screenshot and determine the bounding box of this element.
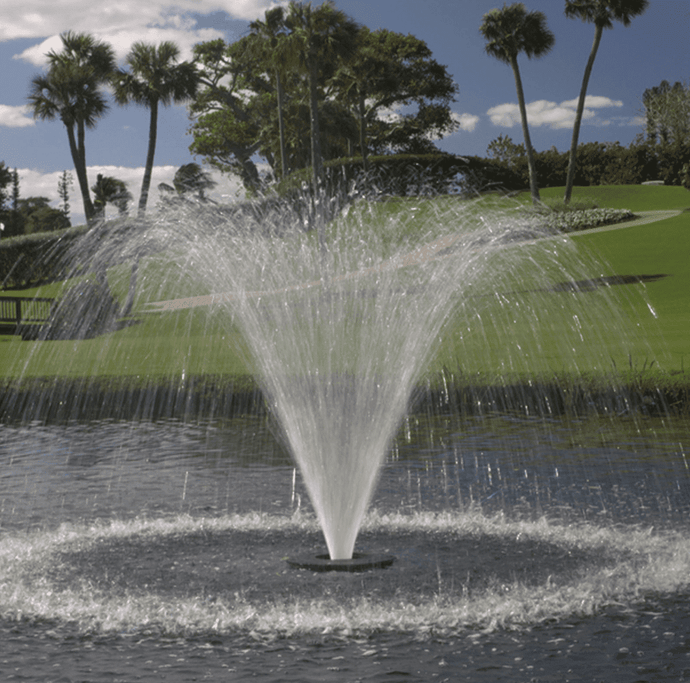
[436,186,690,376]
[0,184,688,416]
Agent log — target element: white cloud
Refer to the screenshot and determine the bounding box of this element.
[2,1,283,44]
[14,24,225,66]
[16,165,244,226]
[16,168,65,202]
[0,104,35,128]
[561,95,623,110]
[487,96,625,130]
[376,106,403,124]
[6,1,287,67]
[454,112,480,132]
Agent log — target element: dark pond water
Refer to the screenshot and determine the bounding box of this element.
[1,412,690,682]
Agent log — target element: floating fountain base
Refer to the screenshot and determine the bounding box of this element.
[286,552,395,572]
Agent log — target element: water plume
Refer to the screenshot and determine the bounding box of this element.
[137,194,637,559]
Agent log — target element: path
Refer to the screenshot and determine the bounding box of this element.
[581,209,683,234]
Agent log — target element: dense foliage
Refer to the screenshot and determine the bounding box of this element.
[468,137,687,192]
[189,2,458,193]
[641,79,690,190]
[0,226,87,288]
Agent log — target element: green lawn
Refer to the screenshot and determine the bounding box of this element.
[536,184,690,211]
[1,185,689,391]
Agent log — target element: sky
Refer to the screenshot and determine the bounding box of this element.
[0,0,688,225]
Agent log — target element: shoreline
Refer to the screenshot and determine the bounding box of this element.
[1,371,687,422]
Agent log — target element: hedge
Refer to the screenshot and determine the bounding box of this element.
[273,153,473,198]
[0,225,90,289]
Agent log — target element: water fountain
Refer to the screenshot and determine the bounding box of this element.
[139,194,617,564]
[1,191,689,680]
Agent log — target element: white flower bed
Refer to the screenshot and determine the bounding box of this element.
[535,208,635,233]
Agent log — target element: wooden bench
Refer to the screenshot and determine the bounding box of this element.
[0,296,55,339]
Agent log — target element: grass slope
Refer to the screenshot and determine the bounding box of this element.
[537,184,690,211]
[1,185,688,401]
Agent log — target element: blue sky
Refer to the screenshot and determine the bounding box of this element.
[0,0,688,224]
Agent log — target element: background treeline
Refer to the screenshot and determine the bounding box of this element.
[465,136,690,192]
[0,166,74,239]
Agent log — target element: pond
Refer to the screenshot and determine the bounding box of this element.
[1,411,690,682]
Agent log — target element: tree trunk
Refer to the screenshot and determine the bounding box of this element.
[139,98,158,217]
[308,56,323,188]
[358,88,368,172]
[564,25,603,204]
[68,122,94,223]
[276,70,288,179]
[307,54,327,252]
[510,57,540,204]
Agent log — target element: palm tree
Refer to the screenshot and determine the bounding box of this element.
[28,32,115,223]
[91,174,132,217]
[285,1,361,188]
[250,7,292,180]
[480,3,554,204]
[563,0,649,203]
[172,163,217,200]
[112,41,199,216]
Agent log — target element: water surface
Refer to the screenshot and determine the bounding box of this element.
[1,413,690,681]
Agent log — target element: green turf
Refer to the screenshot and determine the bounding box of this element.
[572,213,689,371]
[530,184,690,212]
[1,185,688,390]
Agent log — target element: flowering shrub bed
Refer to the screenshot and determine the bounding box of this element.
[532,208,635,233]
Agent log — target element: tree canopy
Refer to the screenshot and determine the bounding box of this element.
[28,31,116,223]
[188,5,458,193]
[642,80,690,147]
[91,174,132,217]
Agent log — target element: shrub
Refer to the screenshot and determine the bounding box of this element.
[274,153,472,199]
[0,224,88,289]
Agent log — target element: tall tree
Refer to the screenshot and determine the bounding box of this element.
[642,79,690,147]
[112,41,199,216]
[480,3,554,204]
[57,170,73,222]
[0,163,12,238]
[0,163,12,212]
[28,31,115,223]
[331,28,458,166]
[172,163,216,200]
[487,134,526,166]
[190,38,269,194]
[158,163,217,203]
[285,1,361,188]
[250,7,292,179]
[189,19,457,191]
[11,169,19,212]
[563,0,649,203]
[0,167,22,237]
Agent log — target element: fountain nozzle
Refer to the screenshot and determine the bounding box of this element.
[286,552,395,573]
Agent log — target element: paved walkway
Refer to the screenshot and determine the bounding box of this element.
[582,209,683,234]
